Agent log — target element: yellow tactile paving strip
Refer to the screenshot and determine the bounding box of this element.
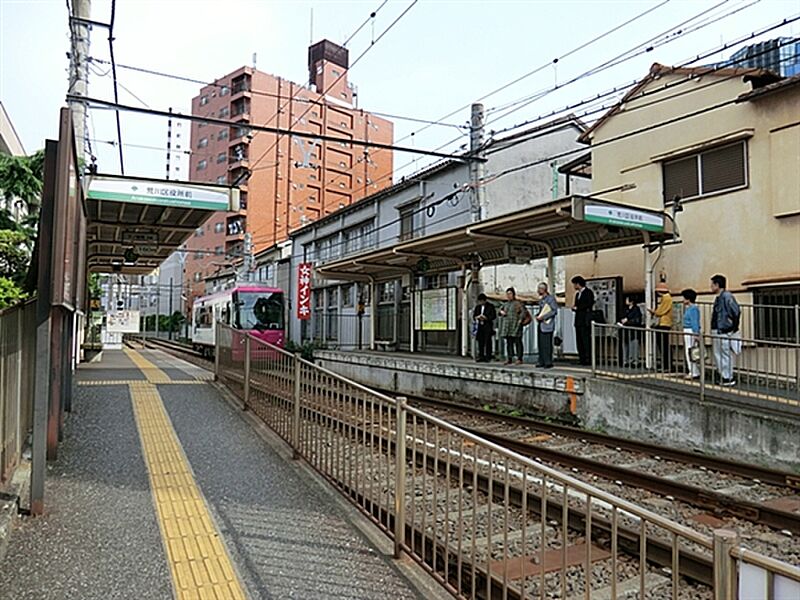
[78,380,207,386]
[123,348,173,384]
[120,347,247,600]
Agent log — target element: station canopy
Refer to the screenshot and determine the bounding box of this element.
[85,175,240,274]
[316,195,675,281]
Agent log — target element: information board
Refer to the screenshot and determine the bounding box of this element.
[106,310,141,334]
[415,288,457,331]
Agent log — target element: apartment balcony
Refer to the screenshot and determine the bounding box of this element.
[230,74,252,100]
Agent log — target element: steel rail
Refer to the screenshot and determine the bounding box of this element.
[403,393,800,490]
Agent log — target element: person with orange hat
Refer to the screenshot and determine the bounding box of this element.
[648,282,674,371]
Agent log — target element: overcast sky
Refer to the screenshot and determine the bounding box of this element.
[1,0,797,180]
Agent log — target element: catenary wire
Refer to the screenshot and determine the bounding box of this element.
[485,0,764,127]
[324,0,766,201]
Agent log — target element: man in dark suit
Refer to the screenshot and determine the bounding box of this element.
[571,276,595,366]
[473,293,497,362]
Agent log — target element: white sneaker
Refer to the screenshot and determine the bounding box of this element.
[722,379,736,387]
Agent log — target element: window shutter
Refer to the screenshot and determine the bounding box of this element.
[663,156,699,202]
[701,141,746,194]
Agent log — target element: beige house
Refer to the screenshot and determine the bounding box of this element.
[566,63,800,340]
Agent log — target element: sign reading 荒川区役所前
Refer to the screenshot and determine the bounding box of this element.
[87,176,234,211]
[583,203,665,232]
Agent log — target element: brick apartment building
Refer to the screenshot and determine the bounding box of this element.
[183,40,394,307]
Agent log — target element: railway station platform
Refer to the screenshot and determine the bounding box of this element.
[0,348,444,600]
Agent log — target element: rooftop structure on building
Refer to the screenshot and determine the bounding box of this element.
[714,37,800,78]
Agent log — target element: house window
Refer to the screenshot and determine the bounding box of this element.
[218,130,228,141]
[200,95,209,106]
[195,227,204,237]
[198,137,208,148]
[217,152,227,164]
[399,203,417,241]
[753,286,800,342]
[326,288,339,340]
[197,159,207,171]
[216,175,227,184]
[379,282,395,303]
[219,107,229,118]
[215,246,224,256]
[312,289,324,340]
[194,250,204,259]
[193,272,202,282]
[220,85,229,96]
[357,282,371,305]
[341,284,354,307]
[662,141,747,203]
[215,222,224,234]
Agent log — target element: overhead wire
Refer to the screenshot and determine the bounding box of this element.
[485,0,762,127]
[263,42,800,262]
[323,0,761,200]
[486,24,800,144]
[85,56,466,129]
[246,0,420,178]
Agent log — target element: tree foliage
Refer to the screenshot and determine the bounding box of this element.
[0,150,44,303]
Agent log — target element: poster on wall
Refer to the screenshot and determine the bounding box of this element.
[297,262,312,320]
[416,288,457,331]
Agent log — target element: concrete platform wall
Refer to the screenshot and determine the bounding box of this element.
[580,378,800,470]
[315,350,800,470]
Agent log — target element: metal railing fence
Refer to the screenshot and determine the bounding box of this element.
[592,323,800,407]
[215,323,800,599]
[675,302,799,345]
[0,299,37,481]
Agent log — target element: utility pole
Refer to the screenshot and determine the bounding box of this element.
[67,0,91,163]
[469,103,486,223]
[168,277,174,340]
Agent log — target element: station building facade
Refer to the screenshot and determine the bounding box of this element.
[282,117,592,354]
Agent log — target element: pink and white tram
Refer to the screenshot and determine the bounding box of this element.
[191,285,285,357]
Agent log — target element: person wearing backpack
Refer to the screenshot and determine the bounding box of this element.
[498,287,529,365]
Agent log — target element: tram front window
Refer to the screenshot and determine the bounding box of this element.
[236,291,284,330]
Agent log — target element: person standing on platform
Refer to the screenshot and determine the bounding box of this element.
[681,289,701,379]
[535,283,558,368]
[710,274,741,386]
[571,276,594,366]
[498,287,527,365]
[648,282,674,371]
[473,293,497,363]
[618,296,644,367]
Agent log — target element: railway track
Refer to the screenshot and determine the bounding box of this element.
[232,368,718,598]
[392,395,800,534]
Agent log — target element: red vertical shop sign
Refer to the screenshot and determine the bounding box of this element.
[297,262,312,320]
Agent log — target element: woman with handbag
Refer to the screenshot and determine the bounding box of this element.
[498,287,529,365]
[681,289,701,379]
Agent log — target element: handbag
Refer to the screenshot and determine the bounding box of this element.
[470,321,479,337]
[690,345,701,363]
[521,309,533,327]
